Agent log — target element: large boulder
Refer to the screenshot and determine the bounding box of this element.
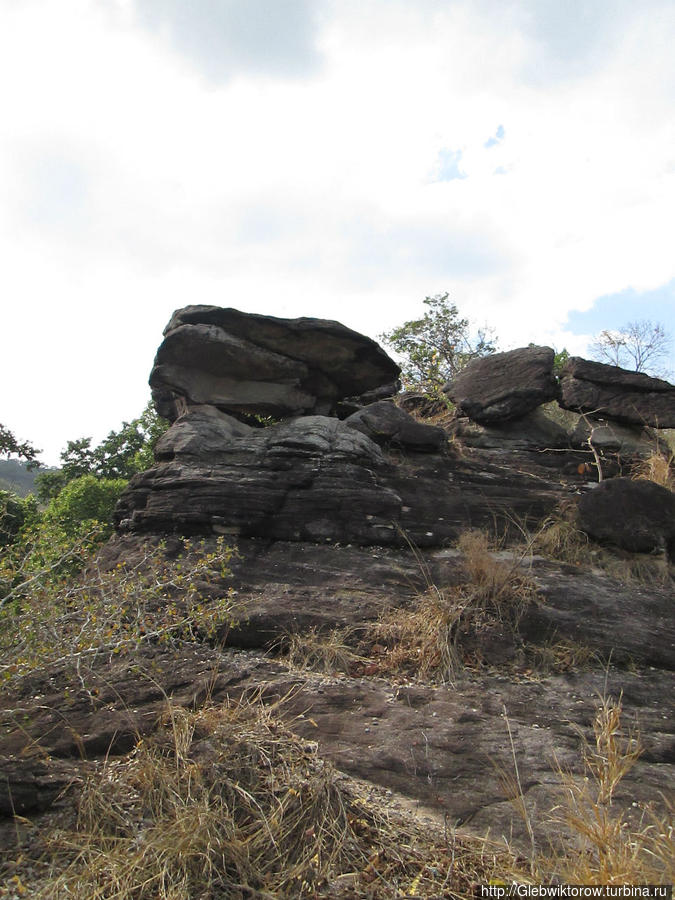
[559,358,675,428]
[577,477,675,560]
[443,346,559,423]
[150,306,400,421]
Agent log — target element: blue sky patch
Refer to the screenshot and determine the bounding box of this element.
[433,147,467,182]
[485,124,505,148]
[565,279,675,374]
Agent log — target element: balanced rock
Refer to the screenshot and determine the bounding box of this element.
[443,346,559,423]
[577,477,675,559]
[150,305,400,421]
[559,357,675,428]
[344,400,446,452]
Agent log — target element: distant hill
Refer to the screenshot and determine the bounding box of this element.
[0,459,54,497]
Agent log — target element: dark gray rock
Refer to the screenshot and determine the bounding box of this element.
[344,400,446,452]
[0,757,78,816]
[570,418,662,457]
[444,346,559,423]
[150,306,400,421]
[560,357,675,428]
[116,410,570,547]
[577,477,675,559]
[448,406,571,451]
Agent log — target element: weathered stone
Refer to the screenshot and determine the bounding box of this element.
[117,413,405,545]
[447,406,571,451]
[0,757,78,816]
[344,400,446,452]
[570,418,662,457]
[577,477,675,559]
[116,411,570,546]
[150,306,400,421]
[443,346,559,423]
[560,357,675,428]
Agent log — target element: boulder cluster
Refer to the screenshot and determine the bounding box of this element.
[116,307,675,560]
[444,344,675,429]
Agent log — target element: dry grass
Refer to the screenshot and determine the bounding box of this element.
[532,506,672,585]
[456,530,537,622]
[364,530,539,683]
[367,585,465,682]
[527,639,596,675]
[280,626,362,676]
[535,695,674,885]
[630,449,674,490]
[3,696,518,899]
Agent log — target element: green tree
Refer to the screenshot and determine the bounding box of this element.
[380,293,497,397]
[36,403,168,501]
[44,475,127,538]
[0,424,41,467]
[0,491,39,549]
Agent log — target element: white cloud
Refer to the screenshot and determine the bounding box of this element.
[1,0,674,462]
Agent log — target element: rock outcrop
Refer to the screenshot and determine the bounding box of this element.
[117,405,570,545]
[443,346,559,423]
[150,305,401,420]
[560,357,675,428]
[2,306,674,880]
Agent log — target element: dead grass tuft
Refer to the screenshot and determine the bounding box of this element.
[365,530,539,682]
[536,695,674,885]
[630,450,674,490]
[281,626,362,675]
[8,696,518,899]
[456,530,537,622]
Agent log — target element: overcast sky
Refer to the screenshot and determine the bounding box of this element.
[2,0,674,464]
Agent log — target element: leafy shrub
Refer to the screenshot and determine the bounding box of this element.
[0,537,238,682]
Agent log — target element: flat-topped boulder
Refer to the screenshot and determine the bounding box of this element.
[559,357,675,428]
[443,346,559,423]
[150,305,400,421]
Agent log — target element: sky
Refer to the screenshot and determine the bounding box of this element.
[1,0,674,465]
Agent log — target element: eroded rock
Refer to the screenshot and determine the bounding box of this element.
[344,400,446,452]
[577,477,675,560]
[150,306,400,421]
[560,357,675,428]
[443,346,559,423]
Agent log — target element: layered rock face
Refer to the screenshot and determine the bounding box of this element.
[150,305,401,420]
[118,310,573,546]
[559,357,675,428]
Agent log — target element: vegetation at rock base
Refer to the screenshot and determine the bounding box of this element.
[0,537,237,682]
[380,293,497,397]
[0,404,169,598]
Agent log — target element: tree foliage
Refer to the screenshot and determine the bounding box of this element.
[36,403,168,502]
[379,293,497,397]
[589,320,672,377]
[0,424,41,467]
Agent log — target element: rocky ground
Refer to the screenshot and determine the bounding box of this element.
[1,310,673,896]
